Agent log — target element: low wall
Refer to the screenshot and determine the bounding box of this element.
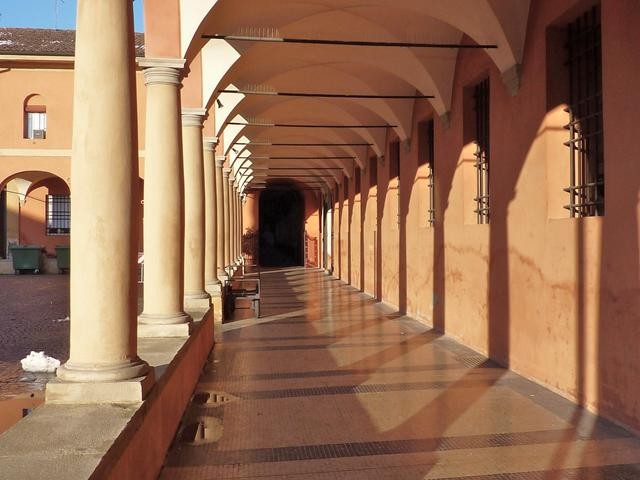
[96,310,214,480]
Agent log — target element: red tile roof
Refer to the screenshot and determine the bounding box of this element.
[0,28,145,57]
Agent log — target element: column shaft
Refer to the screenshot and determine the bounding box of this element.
[223,169,231,270]
[239,194,245,264]
[53,0,150,389]
[137,59,191,337]
[235,188,242,263]
[215,158,228,281]
[204,139,222,294]
[182,110,211,310]
[231,183,238,264]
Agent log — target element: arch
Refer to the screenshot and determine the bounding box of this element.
[180,0,530,102]
[213,60,416,142]
[0,170,69,193]
[1,171,71,255]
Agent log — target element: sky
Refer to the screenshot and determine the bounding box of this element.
[0,0,145,32]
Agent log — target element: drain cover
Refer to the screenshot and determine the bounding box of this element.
[192,390,237,406]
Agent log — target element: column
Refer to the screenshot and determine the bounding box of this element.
[222,168,231,274]
[240,193,247,265]
[204,138,222,296]
[182,110,211,311]
[215,157,228,282]
[48,0,152,403]
[236,186,243,264]
[238,192,244,265]
[232,182,239,266]
[136,58,191,338]
[230,175,239,269]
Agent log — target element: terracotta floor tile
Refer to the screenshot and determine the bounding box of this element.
[160,268,640,480]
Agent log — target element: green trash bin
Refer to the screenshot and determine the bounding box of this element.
[55,245,70,274]
[9,245,43,274]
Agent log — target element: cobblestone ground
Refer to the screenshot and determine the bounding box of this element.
[0,274,70,399]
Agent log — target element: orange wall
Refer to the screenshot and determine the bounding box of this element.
[0,62,148,254]
[331,0,640,434]
[0,63,147,187]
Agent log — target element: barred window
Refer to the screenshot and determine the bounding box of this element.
[390,141,400,227]
[419,120,435,226]
[369,156,378,187]
[564,6,603,217]
[46,195,70,235]
[473,78,490,224]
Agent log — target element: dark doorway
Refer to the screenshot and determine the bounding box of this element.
[259,187,305,267]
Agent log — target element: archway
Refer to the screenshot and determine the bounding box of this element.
[259,186,305,267]
[0,171,70,258]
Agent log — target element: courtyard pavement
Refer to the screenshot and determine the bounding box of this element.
[0,274,69,399]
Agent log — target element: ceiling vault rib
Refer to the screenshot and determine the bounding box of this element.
[203,34,498,49]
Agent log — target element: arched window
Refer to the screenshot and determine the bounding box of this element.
[23,94,47,139]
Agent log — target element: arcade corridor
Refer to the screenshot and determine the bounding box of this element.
[160,268,640,479]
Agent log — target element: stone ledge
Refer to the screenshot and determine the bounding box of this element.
[0,308,214,480]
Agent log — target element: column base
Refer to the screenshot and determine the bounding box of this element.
[138,312,192,337]
[46,371,155,404]
[184,292,211,311]
[217,270,229,282]
[138,322,192,338]
[205,281,223,296]
[138,311,191,325]
[211,294,224,323]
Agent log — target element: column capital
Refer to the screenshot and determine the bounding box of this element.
[223,168,231,179]
[182,108,207,127]
[138,58,186,86]
[203,136,219,151]
[215,156,226,167]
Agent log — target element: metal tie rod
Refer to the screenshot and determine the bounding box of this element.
[234,142,372,146]
[204,34,497,49]
[219,89,434,99]
[229,122,395,129]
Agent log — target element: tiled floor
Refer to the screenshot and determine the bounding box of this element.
[160,268,640,479]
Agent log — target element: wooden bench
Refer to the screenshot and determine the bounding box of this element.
[229,278,261,318]
[225,264,261,318]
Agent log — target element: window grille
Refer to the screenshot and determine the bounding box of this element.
[369,156,377,186]
[564,6,603,217]
[390,141,401,226]
[419,120,436,226]
[46,195,70,235]
[473,78,490,224]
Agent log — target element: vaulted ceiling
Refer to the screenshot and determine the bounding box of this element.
[146,0,531,193]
